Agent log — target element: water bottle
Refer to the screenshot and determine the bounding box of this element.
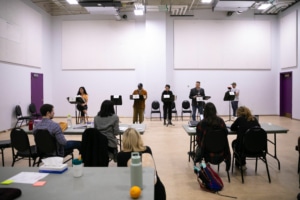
[201,160,206,168]
[67,114,72,128]
[130,152,143,189]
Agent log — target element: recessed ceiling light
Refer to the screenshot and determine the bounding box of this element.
[202,0,212,3]
[66,0,78,5]
[258,3,272,10]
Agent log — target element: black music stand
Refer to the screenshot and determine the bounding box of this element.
[129,95,145,100]
[110,95,122,115]
[223,91,235,122]
[67,97,83,124]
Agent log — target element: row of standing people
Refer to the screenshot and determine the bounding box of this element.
[75,81,239,125]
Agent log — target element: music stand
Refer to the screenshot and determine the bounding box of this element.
[110,95,122,114]
[129,95,145,100]
[67,97,83,124]
[223,91,235,121]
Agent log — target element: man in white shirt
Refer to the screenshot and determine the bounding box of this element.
[230,82,240,119]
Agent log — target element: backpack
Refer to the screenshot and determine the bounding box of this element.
[194,163,223,192]
[194,163,237,199]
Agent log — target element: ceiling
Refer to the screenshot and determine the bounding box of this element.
[31,0,299,17]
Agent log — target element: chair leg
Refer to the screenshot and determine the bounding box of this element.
[1,148,4,167]
[264,156,271,183]
[227,170,231,183]
[255,157,258,172]
[241,163,244,183]
[231,153,235,174]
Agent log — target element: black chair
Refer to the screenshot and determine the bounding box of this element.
[232,127,271,183]
[171,102,178,121]
[201,128,231,182]
[34,129,73,166]
[181,100,192,121]
[81,128,110,167]
[150,101,161,121]
[0,140,11,166]
[29,103,41,119]
[297,137,300,174]
[15,105,33,128]
[10,128,38,167]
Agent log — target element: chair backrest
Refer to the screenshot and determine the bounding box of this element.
[171,102,176,110]
[202,128,231,170]
[81,128,109,167]
[10,128,31,152]
[182,100,191,110]
[242,127,267,155]
[151,101,160,110]
[34,129,57,156]
[15,105,23,118]
[29,103,37,114]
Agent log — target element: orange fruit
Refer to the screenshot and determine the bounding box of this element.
[130,186,141,199]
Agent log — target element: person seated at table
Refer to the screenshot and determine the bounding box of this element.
[94,100,120,161]
[117,128,166,200]
[230,106,260,170]
[33,104,81,156]
[194,102,230,165]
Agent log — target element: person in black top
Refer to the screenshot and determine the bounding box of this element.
[117,128,166,200]
[189,81,205,121]
[230,106,260,170]
[161,84,174,125]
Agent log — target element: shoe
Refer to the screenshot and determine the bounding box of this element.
[163,120,166,125]
[241,165,247,171]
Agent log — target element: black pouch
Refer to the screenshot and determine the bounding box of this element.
[0,188,22,200]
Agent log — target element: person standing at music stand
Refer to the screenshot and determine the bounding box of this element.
[132,83,147,124]
[161,84,174,126]
[76,86,89,123]
[230,82,240,119]
[189,81,205,121]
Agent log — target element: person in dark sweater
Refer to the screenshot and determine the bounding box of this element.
[117,128,166,200]
[230,106,260,170]
[161,84,175,125]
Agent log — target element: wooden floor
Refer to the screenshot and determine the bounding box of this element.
[1,116,299,199]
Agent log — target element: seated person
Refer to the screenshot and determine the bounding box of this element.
[94,100,120,161]
[117,128,166,200]
[230,106,260,170]
[194,102,230,167]
[76,86,89,123]
[33,104,81,156]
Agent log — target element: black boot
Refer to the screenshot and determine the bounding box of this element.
[163,120,166,125]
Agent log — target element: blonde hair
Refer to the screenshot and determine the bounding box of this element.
[122,128,146,152]
[237,106,255,121]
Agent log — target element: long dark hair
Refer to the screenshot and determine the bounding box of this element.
[77,86,88,95]
[203,102,219,127]
[97,100,115,117]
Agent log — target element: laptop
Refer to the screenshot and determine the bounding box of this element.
[188,121,199,127]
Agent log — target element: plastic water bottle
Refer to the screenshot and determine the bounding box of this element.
[201,160,206,168]
[130,152,143,189]
[67,114,72,128]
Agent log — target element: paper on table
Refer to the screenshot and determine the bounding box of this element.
[6,172,49,184]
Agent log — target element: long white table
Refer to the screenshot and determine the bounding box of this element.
[24,123,146,150]
[0,167,154,200]
[183,122,289,170]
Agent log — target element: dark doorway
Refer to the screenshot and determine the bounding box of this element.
[31,73,44,113]
[280,72,292,118]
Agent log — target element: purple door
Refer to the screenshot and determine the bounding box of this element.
[280,72,292,118]
[31,73,43,112]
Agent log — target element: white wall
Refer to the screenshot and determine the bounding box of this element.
[1,1,299,132]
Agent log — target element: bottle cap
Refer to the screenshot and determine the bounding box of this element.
[131,152,141,164]
[72,158,82,165]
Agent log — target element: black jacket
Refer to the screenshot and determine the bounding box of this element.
[189,87,205,106]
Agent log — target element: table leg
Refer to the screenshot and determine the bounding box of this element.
[267,133,280,170]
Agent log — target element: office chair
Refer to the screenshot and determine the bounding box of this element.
[34,129,73,166]
[201,128,231,182]
[15,105,33,128]
[171,102,178,121]
[0,140,11,166]
[81,128,110,167]
[10,128,38,167]
[181,100,192,121]
[150,101,161,121]
[232,127,271,183]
